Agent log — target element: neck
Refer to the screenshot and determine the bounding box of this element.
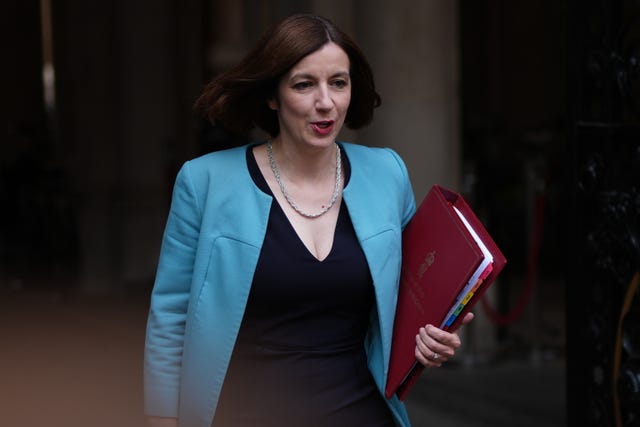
[270,138,338,182]
[266,139,343,219]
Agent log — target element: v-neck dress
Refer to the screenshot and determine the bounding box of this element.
[210,146,396,427]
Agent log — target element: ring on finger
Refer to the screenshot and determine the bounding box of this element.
[431,352,440,361]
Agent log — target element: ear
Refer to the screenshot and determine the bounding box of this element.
[267,97,278,111]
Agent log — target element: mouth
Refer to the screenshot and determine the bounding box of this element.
[311,120,335,135]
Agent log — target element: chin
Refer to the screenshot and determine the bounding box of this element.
[309,137,338,148]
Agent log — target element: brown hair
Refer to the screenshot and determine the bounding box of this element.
[194,14,381,138]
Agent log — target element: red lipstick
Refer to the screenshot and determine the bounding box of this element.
[311,120,335,135]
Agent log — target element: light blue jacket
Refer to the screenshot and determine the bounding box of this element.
[144,142,416,427]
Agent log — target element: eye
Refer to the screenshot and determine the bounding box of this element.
[292,81,313,90]
[331,78,350,89]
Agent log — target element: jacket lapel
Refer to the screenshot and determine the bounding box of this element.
[342,145,402,382]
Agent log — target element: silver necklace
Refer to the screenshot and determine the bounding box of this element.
[266,140,342,219]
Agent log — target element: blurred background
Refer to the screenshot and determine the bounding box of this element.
[2,0,639,426]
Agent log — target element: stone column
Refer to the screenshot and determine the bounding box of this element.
[351,1,499,359]
[354,0,462,201]
[53,0,204,292]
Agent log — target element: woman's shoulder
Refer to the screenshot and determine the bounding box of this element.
[341,142,415,225]
[340,142,410,178]
[341,141,405,161]
[172,144,252,196]
[185,144,249,171]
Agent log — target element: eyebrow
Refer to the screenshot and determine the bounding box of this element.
[289,71,350,81]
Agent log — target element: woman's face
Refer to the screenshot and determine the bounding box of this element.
[269,42,351,149]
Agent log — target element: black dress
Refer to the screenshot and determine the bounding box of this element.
[211,146,396,427]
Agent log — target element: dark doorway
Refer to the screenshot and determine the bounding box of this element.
[567,0,640,425]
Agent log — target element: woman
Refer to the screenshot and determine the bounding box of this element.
[144,13,473,427]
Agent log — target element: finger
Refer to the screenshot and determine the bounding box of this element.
[422,325,460,354]
[417,327,453,360]
[452,312,475,335]
[414,337,442,367]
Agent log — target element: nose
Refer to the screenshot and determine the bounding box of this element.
[315,84,333,110]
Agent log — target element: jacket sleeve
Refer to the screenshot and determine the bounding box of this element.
[144,162,201,417]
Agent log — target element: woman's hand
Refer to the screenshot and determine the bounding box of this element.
[147,417,178,427]
[414,312,474,367]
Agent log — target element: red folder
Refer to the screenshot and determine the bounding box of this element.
[385,185,507,400]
